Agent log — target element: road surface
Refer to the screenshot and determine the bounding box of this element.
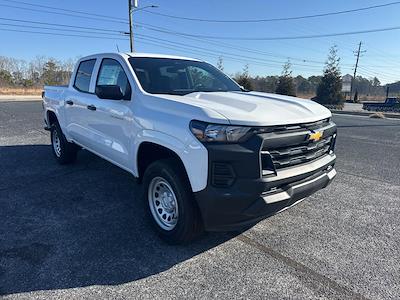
[1,100,399,299]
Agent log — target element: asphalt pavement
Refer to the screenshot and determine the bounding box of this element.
[0,100,399,300]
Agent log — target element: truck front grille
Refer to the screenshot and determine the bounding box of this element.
[267,135,332,169]
[259,119,336,174]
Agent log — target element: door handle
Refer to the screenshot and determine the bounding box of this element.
[110,114,124,120]
[87,105,97,111]
[66,100,74,105]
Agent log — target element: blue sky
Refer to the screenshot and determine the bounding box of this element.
[0,0,399,83]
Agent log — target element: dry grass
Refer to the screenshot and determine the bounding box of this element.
[0,87,43,96]
[369,112,386,119]
[296,93,315,99]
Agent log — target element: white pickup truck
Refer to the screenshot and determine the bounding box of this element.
[43,52,337,243]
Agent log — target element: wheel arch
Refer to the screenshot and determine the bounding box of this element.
[47,110,58,126]
[136,142,189,186]
[134,130,208,193]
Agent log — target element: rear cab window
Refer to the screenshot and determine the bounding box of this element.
[73,59,96,93]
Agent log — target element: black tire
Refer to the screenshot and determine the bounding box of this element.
[50,122,78,164]
[142,158,204,244]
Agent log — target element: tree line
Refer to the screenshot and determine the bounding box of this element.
[0,52,398,103]
[232,46,399,103]
[0,56,76,87]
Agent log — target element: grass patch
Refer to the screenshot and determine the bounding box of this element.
[0,87,42,96]
[369,112,386,119]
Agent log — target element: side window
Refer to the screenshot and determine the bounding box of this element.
[74,59,96,93]
[96,58,131,100]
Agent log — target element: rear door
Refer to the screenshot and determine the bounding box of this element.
[87,57,137,168]
[65,58,98,145]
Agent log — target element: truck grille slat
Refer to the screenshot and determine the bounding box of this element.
[260,119,336,174]
[271,144,330,168]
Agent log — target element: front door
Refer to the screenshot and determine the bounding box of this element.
[87,58,136,169]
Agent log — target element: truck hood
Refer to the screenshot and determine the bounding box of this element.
[157,91,331,126]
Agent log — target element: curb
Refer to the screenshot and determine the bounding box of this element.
[331,110,400,119]
[0,96,42,102]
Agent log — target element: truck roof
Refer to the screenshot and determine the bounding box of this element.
[126,52,201,61]
[79,52,202,62]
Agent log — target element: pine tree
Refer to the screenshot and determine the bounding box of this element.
[275,60,296,96]
[235,64,253,90]
[315,46,343,105]
[216,56,224,72]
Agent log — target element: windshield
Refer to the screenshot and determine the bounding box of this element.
[129,57,241,95]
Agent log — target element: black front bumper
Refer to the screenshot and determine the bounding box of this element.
[193,121,337,231]
[195,154,336,231]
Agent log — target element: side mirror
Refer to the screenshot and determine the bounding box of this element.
[95,85,124,100]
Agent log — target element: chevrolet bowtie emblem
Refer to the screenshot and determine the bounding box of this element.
[308,131,323,142]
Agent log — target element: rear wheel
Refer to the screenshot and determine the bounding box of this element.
[50,122,78,164]
[142,159,203,244]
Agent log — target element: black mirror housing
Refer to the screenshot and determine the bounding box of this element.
[95,85,124,100]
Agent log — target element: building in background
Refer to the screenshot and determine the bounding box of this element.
[342,74,352,101]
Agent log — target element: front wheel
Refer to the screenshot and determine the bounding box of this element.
[50,122,78,164]
[142,159,204,244]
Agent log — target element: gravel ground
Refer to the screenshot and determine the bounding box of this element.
[0,100,399,299]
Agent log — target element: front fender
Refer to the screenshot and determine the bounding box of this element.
[133,130,208,193]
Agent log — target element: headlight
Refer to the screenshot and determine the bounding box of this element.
[190,120,252,143]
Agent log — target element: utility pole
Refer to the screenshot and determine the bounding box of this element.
[127,1,157,52]
[128,0,137,52]
[350,41,366,102]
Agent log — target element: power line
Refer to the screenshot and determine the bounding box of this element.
[3,0,400,42]
[0,20,324,70]
[0,3,128,24]
[0,1,329,62]
[1,0,397,80]
[0,16,126,33]
[358,65,399,77]
[0,0,380,66]
[1,0,399,77]
[135,38,322,72]
[0,23,123,37]
[0,17,327,67]
[136,21,332,64]
[0,22,126,36]
[139,1,400,23]
[0,26,395,82]
[135,33,326,68]
[0,27,128,40]
[136,34,324,70]
[0,11,329,65]
[0,0,124,21]
[136,23,400,40]
[0,24,321,72]
[356,69,396,82]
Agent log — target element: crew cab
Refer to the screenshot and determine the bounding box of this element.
[43,52,337,243]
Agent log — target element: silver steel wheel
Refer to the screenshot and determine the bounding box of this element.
[148,176,179,231]
[52,129,62,157]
